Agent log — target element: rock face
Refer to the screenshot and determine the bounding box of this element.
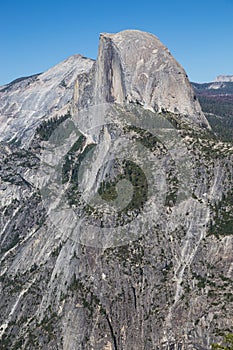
[0,31,232,350]
[0,55,94,147]
[76,30,209,128]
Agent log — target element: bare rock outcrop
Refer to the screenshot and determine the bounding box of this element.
[76,30,210,128]
[215,75,233,82]
[0,30,232,350]
[0,55,94,147]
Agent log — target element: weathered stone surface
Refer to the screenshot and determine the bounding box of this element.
[0,31,232,350]
[0,55,94,147]
[76,30,210,129]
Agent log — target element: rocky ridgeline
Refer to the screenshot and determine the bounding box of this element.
[0,31,232,350]
[215,75,233,83]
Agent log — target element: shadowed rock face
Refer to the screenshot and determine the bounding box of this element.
[76,30,210,128]
[0,31,232,350]
[0,30,210,148]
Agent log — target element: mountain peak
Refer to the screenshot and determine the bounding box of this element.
[0,30,211,148]
[76,30,210,128]
[100,29,166,48]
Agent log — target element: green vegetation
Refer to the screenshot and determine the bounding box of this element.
[68,274,105,317]
[206,112,233,143]
[64,135,149,224]
[70,143,96,184]
[123,124,162,151]
[199,96,233,119]
[36,112,71,141]
[11,339,24,350]
[62,134,86,184]
[98,179,118,201]
[121,160,148,211]
[212,333,233,350]
[65,142,96,207]
[165,173,179,207]
[98,159,148,212]
[208,192,233,237]
[191,82,233,142]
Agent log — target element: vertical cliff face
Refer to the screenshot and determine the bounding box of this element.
[0,31,232,350]
[76,30,210,129]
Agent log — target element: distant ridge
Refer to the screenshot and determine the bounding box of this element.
[215,75,233,82]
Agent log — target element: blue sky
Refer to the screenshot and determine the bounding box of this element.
[1,0,233,85]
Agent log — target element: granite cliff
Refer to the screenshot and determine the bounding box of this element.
[76,30,209,128]
[0,30,232,350]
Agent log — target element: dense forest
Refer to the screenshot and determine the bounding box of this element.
[192,82,233,142]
